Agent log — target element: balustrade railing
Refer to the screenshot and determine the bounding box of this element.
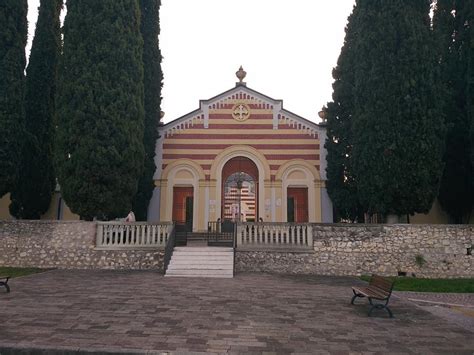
[96,222,174,249]
[163,224,176,274]
[236,222,313,250]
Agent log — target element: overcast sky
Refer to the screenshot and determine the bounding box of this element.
[27,0,355,123]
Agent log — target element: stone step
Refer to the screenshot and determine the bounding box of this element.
[165,269,233,278]
[168,264,233,271]
[185,241,209,247]
[174,247,233,252]
[169,253,231,259]
[166,245,234,278]
[169,258,234,264]
[173,252,234,259]
[167,264,233,271]
[169,259,233,264]
[172,253,233,259]
[164,274,234,279]
[169,257,233,264]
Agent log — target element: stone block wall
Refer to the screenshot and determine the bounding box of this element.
[0,221,164,271]
[1,221,473,277]
[236,224,474,278]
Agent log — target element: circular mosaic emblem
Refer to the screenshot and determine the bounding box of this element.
[231,102,251,122]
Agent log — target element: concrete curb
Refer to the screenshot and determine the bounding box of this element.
[405,298,474,309]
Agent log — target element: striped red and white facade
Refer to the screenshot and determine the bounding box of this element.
[148,82,333,231]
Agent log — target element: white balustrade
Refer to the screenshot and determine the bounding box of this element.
[96,222,173,249]
[236,222,313,250]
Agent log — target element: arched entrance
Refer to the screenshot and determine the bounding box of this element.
[222,157,258,222]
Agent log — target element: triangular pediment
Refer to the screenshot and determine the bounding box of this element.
[160,85,323,138]
[202,84,281,109]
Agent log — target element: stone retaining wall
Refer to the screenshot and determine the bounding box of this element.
[1,221,473,277]
[0,221,164,271]
[236,224,474,278]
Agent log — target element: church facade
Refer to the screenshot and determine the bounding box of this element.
[147,71,333,231]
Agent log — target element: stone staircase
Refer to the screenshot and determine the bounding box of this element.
[165,246,234,278]
[185,232,209,243]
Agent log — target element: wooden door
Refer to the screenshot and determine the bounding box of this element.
[172,187,193,230]
[287,187,308,222]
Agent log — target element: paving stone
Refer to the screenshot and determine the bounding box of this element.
[0,270,473,354]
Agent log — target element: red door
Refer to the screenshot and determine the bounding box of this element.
[172,187,193,226]
[287,187,308,222]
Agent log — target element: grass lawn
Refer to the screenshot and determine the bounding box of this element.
[361,275,474,293]
[0,267,50,278]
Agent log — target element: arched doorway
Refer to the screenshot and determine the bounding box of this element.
[222,157,258,222]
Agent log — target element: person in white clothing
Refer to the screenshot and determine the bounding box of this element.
[125,211,136,222]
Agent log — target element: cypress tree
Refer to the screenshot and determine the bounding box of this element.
[56,0,145,220]
[434,0,474,223]
[0,1,27,197]
[351,0,445,218]
[325,5,364,222]
[466,2,474,216]
[10,0,62,219]
[132,0,163,221]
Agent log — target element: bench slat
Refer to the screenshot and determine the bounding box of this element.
[370,275,393,293]
[352,286,388,300]
[360,287,388,297]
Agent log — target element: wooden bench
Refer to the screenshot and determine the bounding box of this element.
[351,275,394,317]
[0,276,10,293]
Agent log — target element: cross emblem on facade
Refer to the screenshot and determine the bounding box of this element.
[232,102,251,121]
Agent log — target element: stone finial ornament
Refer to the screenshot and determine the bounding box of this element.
[318,107,327,121]
[236,66,247,85]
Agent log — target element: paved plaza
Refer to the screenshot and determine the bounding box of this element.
[0,270,473,354]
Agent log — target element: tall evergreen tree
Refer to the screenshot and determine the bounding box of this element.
[0,0,27,197]
[56,0,145,220]
[10,0,62,219]
[351,0,445,218]
[132,0,163,221]
[433,0,474,223]
[467,2,474,212]
[325,5,364,222]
